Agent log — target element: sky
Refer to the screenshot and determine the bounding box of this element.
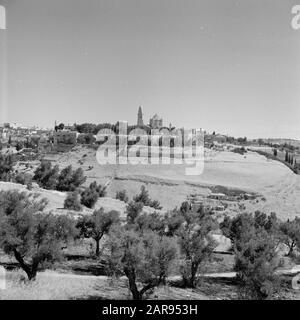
[0,0,300,139]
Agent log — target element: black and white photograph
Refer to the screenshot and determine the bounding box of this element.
[0,0,300,306]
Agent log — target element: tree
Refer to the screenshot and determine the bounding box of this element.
[0,190,77,280]
[133,185,162,209]
[106,227,178,300]
[126,201,144,224]
[0,154,14,181]
[80,181,106,208]
[176,210,217,287]
[134,212,165,235]
[89,181,106,197]
[33,161,59,190]
[14,172,33,190]
[57,165,86,191]
[280,218,300,256]
[76,208,119,255]
[285,151,288,162]
[16,141,24,152]
[64,191,82,211]
[234,227,280,299]
[116,190,129,203]
[221,212,280,299]
[57,123,65,130]
[80,186,99,209]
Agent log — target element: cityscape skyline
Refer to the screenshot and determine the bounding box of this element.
[0,0,300,139]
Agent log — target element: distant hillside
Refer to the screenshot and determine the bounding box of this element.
[259,138,300,147]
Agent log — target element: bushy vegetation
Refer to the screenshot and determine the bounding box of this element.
[221,212,282,299]
[0,190,77,280]
[14,172,33,189]
[64,191,82,211]
[33,161,60,190]
[115,189,129,203]
[33,161,86,191]
[106,227,178,300]
[0,154,14,181]
[133,185,162,210]
[80,181,106,209]
[56,165,86,192]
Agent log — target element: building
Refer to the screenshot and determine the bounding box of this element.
[137,106,144,127]
[149,114,163,129]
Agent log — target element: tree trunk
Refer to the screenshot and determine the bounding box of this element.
[288,242,295,256]
[183,261,199,288]
[13,249,38,281]
[95,239,100,256]
[124,267,142,300]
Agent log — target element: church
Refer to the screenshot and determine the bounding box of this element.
[137,106,164,129]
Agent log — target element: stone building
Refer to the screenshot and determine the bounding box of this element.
[149,114,163,129]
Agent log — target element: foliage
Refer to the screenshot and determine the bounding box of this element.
[0,154,14,181]
[0,190,77,280]
[221,212,281,299]
[76,208,119,255]
[57,165,86,192]
[106,227,178,300]
[175,208,218,287]
[80,181,106,209]
[14,172,33,190]
[279,218,300,256]
[133,185,162,209]
[115,189,129,203]
[33,161,60,190]
[234,227,280,300]
[64,191,82,211]
[126,201,144,224]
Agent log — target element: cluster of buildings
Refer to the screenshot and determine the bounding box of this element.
[137,106,171,130]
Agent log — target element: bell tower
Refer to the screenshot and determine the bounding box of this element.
[137,106,144,126]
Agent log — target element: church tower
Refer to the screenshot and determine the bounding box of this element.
[137,106,144,126]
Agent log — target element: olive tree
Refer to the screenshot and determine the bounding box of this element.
[0,190,77,280]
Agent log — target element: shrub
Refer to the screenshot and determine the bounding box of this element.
[89,181,106,197]
[0,154,14,181]
[33,161,59,190]
[115,190,129,203]
[64,191,82,211]
[133,185,162,209]
[126,201,144,224]
[80,187,99,209]
[57,165,86,192]
[14,172,33,189]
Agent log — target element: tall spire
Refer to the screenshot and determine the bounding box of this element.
[137,105,144,126]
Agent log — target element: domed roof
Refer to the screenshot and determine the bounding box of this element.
[151,114,162,120]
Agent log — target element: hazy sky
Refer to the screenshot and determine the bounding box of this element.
[0,0,300,139]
